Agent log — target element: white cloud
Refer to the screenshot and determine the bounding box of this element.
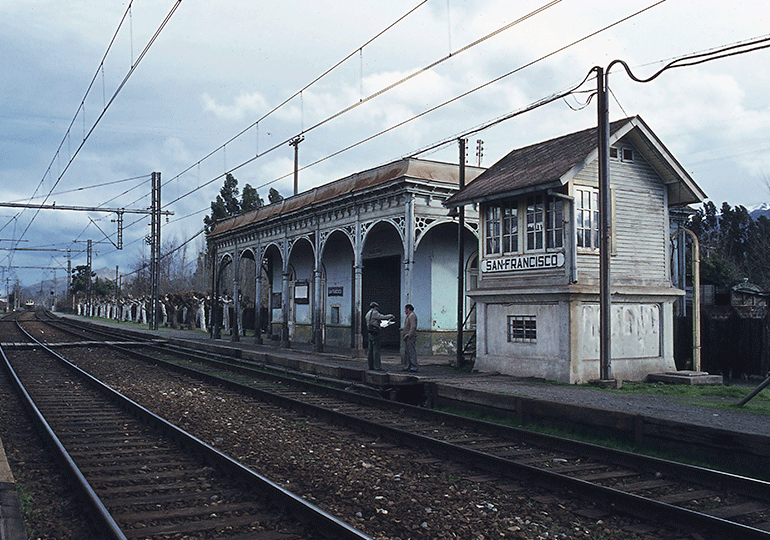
[202,92,270,122]
[4,0,770,284]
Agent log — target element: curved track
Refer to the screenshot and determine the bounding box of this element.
[1,311,371,540]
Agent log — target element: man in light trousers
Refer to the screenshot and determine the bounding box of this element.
[401,303,418,372]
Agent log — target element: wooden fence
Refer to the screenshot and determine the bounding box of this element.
[675,314,770,378]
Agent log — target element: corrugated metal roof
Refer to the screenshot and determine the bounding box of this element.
[208,157,483,238]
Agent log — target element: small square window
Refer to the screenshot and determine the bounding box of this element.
[622,148,634,161]
[609,147,618,159]
[507,315,536,343]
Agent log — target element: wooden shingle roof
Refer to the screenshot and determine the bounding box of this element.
[445,116,705,207]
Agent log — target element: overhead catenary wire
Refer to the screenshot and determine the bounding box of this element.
[161,0,431,192]
[119,0,668,248]
[86,0,586,250]
[247,0,669,191]
[10,0,183,252]
[13,174,152,203]
[161,0,569,203]
[44,3,770,281]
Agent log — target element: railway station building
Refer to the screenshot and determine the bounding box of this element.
[444,116,706,383]
[207,158,483,357]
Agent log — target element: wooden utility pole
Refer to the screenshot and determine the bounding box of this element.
[289,135,304,196]
[596,66,612,382]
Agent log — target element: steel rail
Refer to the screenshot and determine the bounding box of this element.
[0,319,128,540]
[47,313,770,499]
[90,343,770,537]
[10,313,373,540]
[41,314,770,538]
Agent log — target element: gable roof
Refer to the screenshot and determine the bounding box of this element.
[444,115,706,208]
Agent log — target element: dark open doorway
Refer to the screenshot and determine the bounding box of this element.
[362,255,401,349]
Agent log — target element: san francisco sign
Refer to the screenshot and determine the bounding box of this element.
[483,252,565,273]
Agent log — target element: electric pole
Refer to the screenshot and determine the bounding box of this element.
[596,66,612,382]
[289,135,304,196]
[149,171,161,330]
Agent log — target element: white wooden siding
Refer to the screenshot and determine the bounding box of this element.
[574,141,669,287]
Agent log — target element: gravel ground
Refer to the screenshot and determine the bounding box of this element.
[56,347,679,540]
[0,373,103,540]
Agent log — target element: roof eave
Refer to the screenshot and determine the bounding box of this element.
[444,179,564,208]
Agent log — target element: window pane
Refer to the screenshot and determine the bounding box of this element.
[508,315,537,343]
[526,195,543,251]
[502,205,518,253]
[485,206,501,255]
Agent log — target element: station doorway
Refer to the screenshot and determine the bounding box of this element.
[362,255,401,349]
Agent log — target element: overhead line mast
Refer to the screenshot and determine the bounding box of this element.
[0,199,173,251]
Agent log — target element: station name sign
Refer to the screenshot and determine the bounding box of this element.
[483,252,565,273]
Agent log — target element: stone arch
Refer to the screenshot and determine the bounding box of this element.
[320,229,356,349]
[320,227,354,258]
[414,219,478,251]
[212,252,235,338]
[362,218,404,251]
[362,220,404,349]
[237,248,258,336]
[412,221,477,355]
[287,237,315,343]
[262,243,285,341]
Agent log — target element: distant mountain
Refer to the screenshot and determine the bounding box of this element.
[749,203,770,220]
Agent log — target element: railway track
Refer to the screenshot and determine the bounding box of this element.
[1,311,371,540]
[40,311,770,539]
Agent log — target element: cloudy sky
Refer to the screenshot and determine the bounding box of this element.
[2,0,770,289]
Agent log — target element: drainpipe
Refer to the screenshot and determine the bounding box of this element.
[455,138,466,368]
[672,227,701,371]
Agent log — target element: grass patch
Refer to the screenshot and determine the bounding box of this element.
[15,482,33,514]
[595,381,770,416]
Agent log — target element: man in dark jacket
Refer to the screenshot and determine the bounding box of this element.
[365,301,394,371]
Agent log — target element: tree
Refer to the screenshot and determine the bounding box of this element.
[241,183,264,212]
[268,187,283,204]
[690,201,770,291]
[70,265,113,298]
[70,265,95,296]
[204,174,268,233]
[204,173,241,233]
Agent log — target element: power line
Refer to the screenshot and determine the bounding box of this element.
[606,34,770,83]
[78,0,581,251]
[11,0,183,252]
[249,0,669,191]
[24,2,136,211]
[161,0,568,206]
[162,0,431,192]
[13,174,151,204]
[122,0,666,251]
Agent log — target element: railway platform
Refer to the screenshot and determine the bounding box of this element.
[3,313,769,537]
[0,436,25,540]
